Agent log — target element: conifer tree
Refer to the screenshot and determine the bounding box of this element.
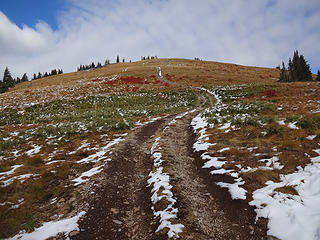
[316,70,320,81]
[299,55,313,81]
[33,73,37,80]
[0,81,8,93]
[279,61,288,82]
[116,55,120,63]
[3,67,15,88]
[21,73,28,82]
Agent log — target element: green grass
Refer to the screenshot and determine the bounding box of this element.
[202,100,276,127]
[205,83,278,102]
[0,91,196,126]
[0,90,196,154]
[285,115,320,132]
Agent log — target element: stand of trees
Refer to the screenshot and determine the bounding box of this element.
[0,67,29,93]
[77,55,130,72]
[141,56,157,60]
[279,50,314,82]
[77,62,103,72]
[33,69,63,80]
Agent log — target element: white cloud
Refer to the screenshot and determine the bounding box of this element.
[0,0,319,78]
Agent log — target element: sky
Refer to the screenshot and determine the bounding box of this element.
[0,0,319,79]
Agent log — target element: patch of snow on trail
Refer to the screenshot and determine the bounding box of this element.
[191,88,247,200]
[77,135,126,164]
[216,179,247,200]
[148,111,201,238]
[72,134,127,186]
[72,166,103,186]
[9,211,86,240]
[250,149,320,240]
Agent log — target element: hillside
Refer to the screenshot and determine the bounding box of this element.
[1,58,320,240]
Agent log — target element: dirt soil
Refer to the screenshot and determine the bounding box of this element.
[160,110,267,240]
[72,118,170,240]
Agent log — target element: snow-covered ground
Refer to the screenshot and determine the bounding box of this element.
[9,211,86,240]
[191,88,249,200]
[191,85,320,240]
[250,150,320,240]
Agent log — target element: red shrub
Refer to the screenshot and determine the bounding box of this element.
[261,90,276,97]
[119,76,146,84]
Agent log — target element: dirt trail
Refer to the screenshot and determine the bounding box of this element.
[159,109,267,239]
[71,69,267,240]
[72,119,169,240]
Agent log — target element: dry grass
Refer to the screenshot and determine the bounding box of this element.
[274,186,298,195]
[0,58,279,110]
[201,81,320,201]
[0,58,317,237]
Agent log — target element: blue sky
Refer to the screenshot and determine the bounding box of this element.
[0,0,66,30]
[0,0,319,78]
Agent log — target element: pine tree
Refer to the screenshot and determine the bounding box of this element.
[316,70,320,81]
[3,67,15,88]
[0,81,8,93]
[116,55,120,63]
[37,72,42,79]
[122,58,125,63]
[279,61,288,82]
[288,58,294,82]
[33,73,37,80]
[21,73,28,82]
[299,55,313,81]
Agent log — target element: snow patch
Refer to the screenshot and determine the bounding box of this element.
[9,211,86,240]
[250,149,320,240]
[72,166,103,186]
[26,145,41,156]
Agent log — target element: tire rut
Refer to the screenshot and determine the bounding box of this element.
[72,119,170,240]
[159,110,268,239]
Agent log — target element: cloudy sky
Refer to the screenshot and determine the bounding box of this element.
[0,0,319,78]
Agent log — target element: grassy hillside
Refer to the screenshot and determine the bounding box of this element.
[1,58,320,239]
